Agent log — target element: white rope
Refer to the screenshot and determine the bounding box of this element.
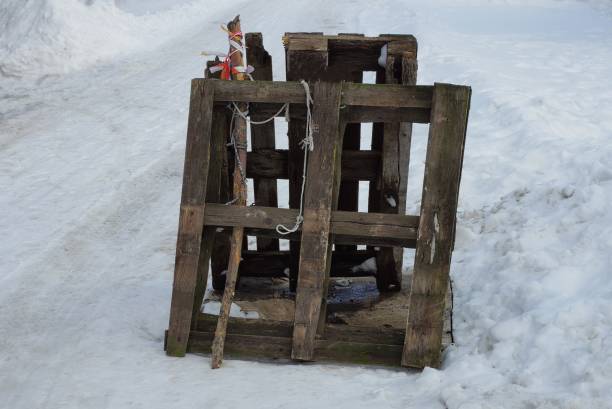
[231,101,289,125]
[276,79,314,235]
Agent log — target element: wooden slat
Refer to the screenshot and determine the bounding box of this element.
[246,33,279,252]
[191,106,227,329]
[336,71,363,254]
[247,103,430,123]
[402,83,471,369]
[292,82,344,361]
[202,204,418,247]
[285,47,330,291]
[374,52,417,292]
[166,80,215,357]
[186,330,403,367]
[208,79,433,109]
[235,249,378,278]
[196,313,405,345]
[246,149,380,181]
[284,33,417,72]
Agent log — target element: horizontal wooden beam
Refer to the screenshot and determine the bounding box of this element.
[172,313,406,366]
[238,249,377,278]
[246,149,379,180]
[245,103,431,123]
[206,79,433,110]
[204,203,418,247]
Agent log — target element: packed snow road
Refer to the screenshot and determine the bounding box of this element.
[1,1,612,408]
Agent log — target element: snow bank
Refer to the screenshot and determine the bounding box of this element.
[0,0,218,79]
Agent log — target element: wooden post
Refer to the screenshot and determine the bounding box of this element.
[205,60,234,292]
[335,70,361,253]
[246,33,279,252]
[373,48,417,292]
[211,15,248,369]
[286,38,328,291]
[166,79,215,357]
[292,81,344,361]
[402,83,471,369]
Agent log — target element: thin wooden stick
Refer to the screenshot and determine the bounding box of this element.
[211,15,248,369]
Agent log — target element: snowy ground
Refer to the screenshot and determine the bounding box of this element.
[2,0,612,408]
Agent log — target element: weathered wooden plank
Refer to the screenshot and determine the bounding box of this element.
[284,33,417,72]
[205,61,234,293]
[166,79,215,357]
[374,53,417,292]
[247,102,430,123]
[246,149,380,180]
[186,331,404,367]
[202,204,418,246]
[208,79,433,109]
[292,82,344,361]
[242,227,416,248]
[345,106,430,124]
[246,33,279,252]
[196,313,405,345]
[402,83,471,369]
[286,48,329,292]
[211,16,249,369]
[191,106,227,329]
[336,71,362,254]
[234,249,378,278]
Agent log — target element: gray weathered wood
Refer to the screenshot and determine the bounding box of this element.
[374,53,417,291]
[246,149,380,180]
[209,79,433,109]
[211,16,248,369]
[402,83,471,369]
[166,80,215,357]
[246,33,279,252]
[186,330,404,367]
[285,47,329,291]
[234,249,378,278]
[292,82,344,361]
[336,70,362,254]
[202,203,418,247]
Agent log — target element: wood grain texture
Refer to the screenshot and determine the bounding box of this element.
[292,82,344,361]
[208,79,433,109]
[336,70,362,253]
[202,203,419,247]
[246,33,279,252]
[211,16,247,369]
[234,249,378,278]
[246,149,380,180]
[374,53,417,292]
[402,83,471,369]
[167,79,215,357]
[285,48,329,291]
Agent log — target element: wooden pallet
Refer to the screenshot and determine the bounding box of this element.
[166,78,471,368]
[210,33,419,292]
[284,32,418,292]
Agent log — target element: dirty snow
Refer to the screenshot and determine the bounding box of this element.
[1,0,612,408]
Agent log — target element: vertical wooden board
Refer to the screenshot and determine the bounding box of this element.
[167,80,215,357]
[292,82,343,361]
[191,107,227,328]
[402,83,471,369]
[286,49,328,291]
[374,53,417,292]
[336,70,362,253]
[206,58,234,292]
[367,68,386,217]
[246,33,279,252]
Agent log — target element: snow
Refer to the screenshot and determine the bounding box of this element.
[2,0,612,408]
